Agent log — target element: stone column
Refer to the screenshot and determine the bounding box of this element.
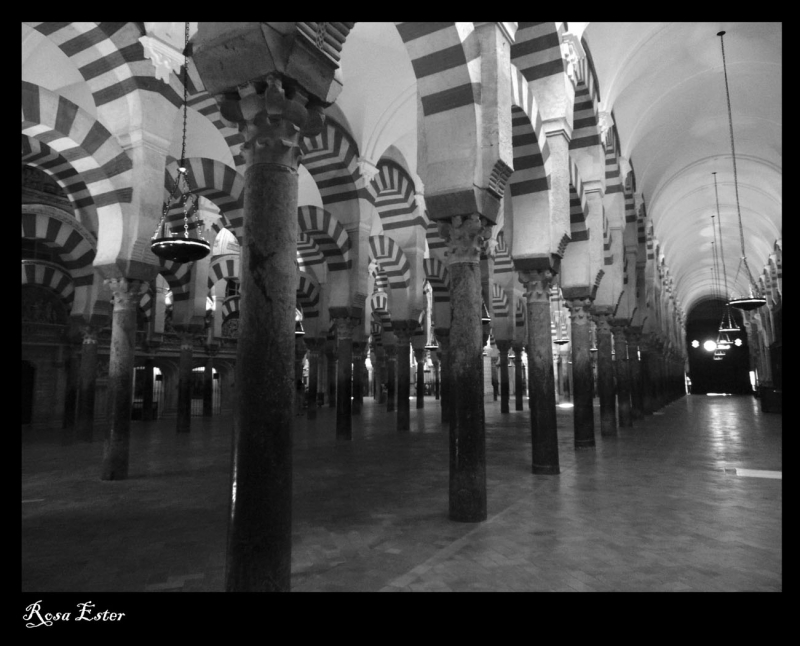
[374,345,387,404]
[520,272,560,472]
[415,348,425,409]
[611,323,632,427]
[76,327,98,442]
[439,214,487,522]
[333,315,357,440]
[143,357,156,421]
[593,312,617,437]
[565,296,595,449]
[496,340,511,414]
[513,343,524,411]
[102,277,147,480]
[305,339,320,420]
[326,344,337,408]
[435,329,451,425]
[176,332,194,434]
[351,341,363,416]
[202,350,215,417]
[639,338,655,415]
[628,329,644,419]
[385,341,397,413]
[431,350,440,400]
[221,75,325,592]
[295,339,306,416]
[394,324,412,431]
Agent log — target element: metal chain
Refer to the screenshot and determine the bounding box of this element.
[712,172,729,300]
[719,32,759,295]
[181,21,190,238]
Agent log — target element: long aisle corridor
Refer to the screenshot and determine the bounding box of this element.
[22,395,781,592]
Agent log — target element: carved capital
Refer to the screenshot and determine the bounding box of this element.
[82,328,98,345]
[333,316,359,341]
[220,74,326,170]
[138,34,185,84]
[105,278,148,312]
[519,270,554,303]
[592,311,613,336]
[564,297,593,326]
[438,214,489,266]
[414,348,425,362]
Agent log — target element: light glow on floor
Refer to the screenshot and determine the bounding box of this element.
[558,403,574,408]
[730,468,782,479]
[707,393,731,396]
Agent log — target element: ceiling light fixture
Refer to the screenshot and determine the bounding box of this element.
[150,22,210,264]
[717,31,765,311]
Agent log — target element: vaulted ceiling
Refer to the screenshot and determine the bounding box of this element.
[581,22,781,317]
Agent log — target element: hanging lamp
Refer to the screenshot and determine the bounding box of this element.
[553,280,570,346]
[711,172,740,335]
[150,22,210,264]
[481,301,492,325]
[716,31,765,311]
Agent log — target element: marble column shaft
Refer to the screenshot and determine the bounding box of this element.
[522,273,560,472]
[326,349,337,407]
[415,348,425,409]
[611,325,632,427]
[513,343,524,411]
[496,340,511,414]
[76,328,98,442]
[440,214,487,522]
[435,330,451,425]
[385,344,396,413]
[306,342,320,420]
[102,278,147,480]
[566,297,595,449]
[144,357,156,421]
[594,313,617,437]
[334,318,356,440]
[628,334,644,419]
[176,334,194,434]
[224,77,325,592]
[395,328,412,431]
[352,343,364,415]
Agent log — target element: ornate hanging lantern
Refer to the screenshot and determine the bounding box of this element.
[150,22,210,264]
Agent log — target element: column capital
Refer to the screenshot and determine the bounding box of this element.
[393,320,418,343]
[564,297,593,326]
[105,278,149,310]
[438,214,490,266]
[82,327,99,344]
[414,348,425,362]
[591,310,613,334]
[219,74,326,170]
[332,315,359,341]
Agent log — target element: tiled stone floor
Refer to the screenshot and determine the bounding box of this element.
[22,394,781,592]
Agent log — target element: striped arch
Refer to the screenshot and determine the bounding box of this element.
[369,235,411,289]
[296,272,320,320]
[21,82,133,231]
[373,268,390,294]
[297,205,352,271]
[515,298,526,328]
[370,320,383,344]
[423,257,450,303]
[624,191,636,224]
[370,291,393,333]
[569,159,589,241]
[603,212,614,266]
[366,160,425,233]
[222,295,240,320]
[21,206,96,286]
[493,233,514,278]
[510,22,566,83]
[22,135,98,230]
[21,260,76,312]
[164,157,243,239]
[158,261,192,303]
[426,220,447,256]
[395,22,480,118]
[138,284,155,321]
[569,39,602,150]
[509,64,551,197]
[185,61,246,171]
[26,22,183,125]
[605,140,623,195]
[296,232,326,274]
[300,118,360,206]
[491,283,510,318]
[207,253,240,292]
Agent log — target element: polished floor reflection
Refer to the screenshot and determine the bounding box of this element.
[22,394,781,592]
